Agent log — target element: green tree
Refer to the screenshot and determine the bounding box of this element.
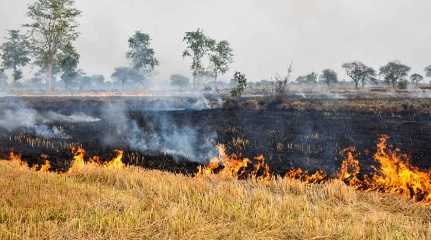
[230,72,247,97]
[111,67,143,89]
[296,72,318,84]
[342,61,376,89]
[58,43,80,89]
[183,29,213,88]
[379,61,410,89]
[319,69,338,87]
[0,30,31,86]
[25,0,81,91]
[209,40,233,89]
[170,74,190,89]
[126,31,159,74]
[410,73,424,88]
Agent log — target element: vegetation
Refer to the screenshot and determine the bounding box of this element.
[320,68,338,87]
[230,72,247,97]
[0,30,31,86]
[379,61,411,89]
[58,43,80,90]
[209,40,234,88]
[0,161,430,239]
[183,29,214,88]
[410,73,424,88]
[296,72,318,84]
[25,0,81,91]
[170,74,190,89]
[342,61,376,89]
[126,31,159,74]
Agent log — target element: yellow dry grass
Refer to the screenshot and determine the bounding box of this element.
[0,161,430,240]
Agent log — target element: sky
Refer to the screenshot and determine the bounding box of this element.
[0,0,430,82]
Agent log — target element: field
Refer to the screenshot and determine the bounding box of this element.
[1,160,431,240]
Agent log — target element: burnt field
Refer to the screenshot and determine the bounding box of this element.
[1,96,431,175]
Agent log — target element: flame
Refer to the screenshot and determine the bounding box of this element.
[371,135,431,202]
[198,145,271,182]
[38,154,51,173]
[105,150,125,169]
[286,168,327,184]
[69,147,86,172]
[338,147,362,187]
[198,145,251,178]
[8,152,28,168]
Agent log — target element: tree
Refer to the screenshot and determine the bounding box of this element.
[410,73,424,88]
[342,61,376,89]
[230,72,247,97]
[170,74,190,89]
[379,61,410,89]
[25,0,81,91]
[126,31,159,74]
[296,72,318,84]
[111,67,144,89]
[183,29,213,88]
[209,40,233,88]
[425,65,431,78]
[0,30,31,86]
[58,43,80,89]
[319,69,338,86]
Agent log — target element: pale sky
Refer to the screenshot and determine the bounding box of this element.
[1,0,430,82]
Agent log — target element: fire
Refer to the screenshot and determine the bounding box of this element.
[7,152,28,168]
[338,147,362,187]
[69,147,86,172]
[198,145,272,181]
[105,150,125,169]
[371,135,431,202]
[199,135,431,203]
[286,168,327,184]
[38,154,51,173]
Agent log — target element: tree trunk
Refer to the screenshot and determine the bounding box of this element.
[47,57,55,92]
[214,72,218,92]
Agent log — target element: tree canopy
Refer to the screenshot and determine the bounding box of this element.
[320,69,338,86]
[0,30,31,84]
[379,61,410,88]
[342,61,376,89]
[25,0,81,91]
[126,31,159,73]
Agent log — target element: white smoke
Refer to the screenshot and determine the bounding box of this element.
[101,100,217,162]
[0,100,100,139]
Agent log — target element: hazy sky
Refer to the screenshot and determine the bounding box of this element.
[1,0,430,82]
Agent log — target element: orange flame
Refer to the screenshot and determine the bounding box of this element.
[38,154,51,173]
[68,147,86,172]
[338,147,361,187]
[105,150,125,169]
[8,152,28,168]
[371,135,431,202]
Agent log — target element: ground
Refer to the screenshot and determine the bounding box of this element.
[1,160,430,240]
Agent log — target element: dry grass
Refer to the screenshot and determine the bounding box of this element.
[0,161,430,240]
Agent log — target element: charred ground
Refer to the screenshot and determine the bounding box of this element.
[1,96,431,175]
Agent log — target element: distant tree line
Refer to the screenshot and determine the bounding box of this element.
[0,0,430,93]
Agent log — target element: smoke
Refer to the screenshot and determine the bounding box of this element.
[101,99,217,163]
[0,99,100,139]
